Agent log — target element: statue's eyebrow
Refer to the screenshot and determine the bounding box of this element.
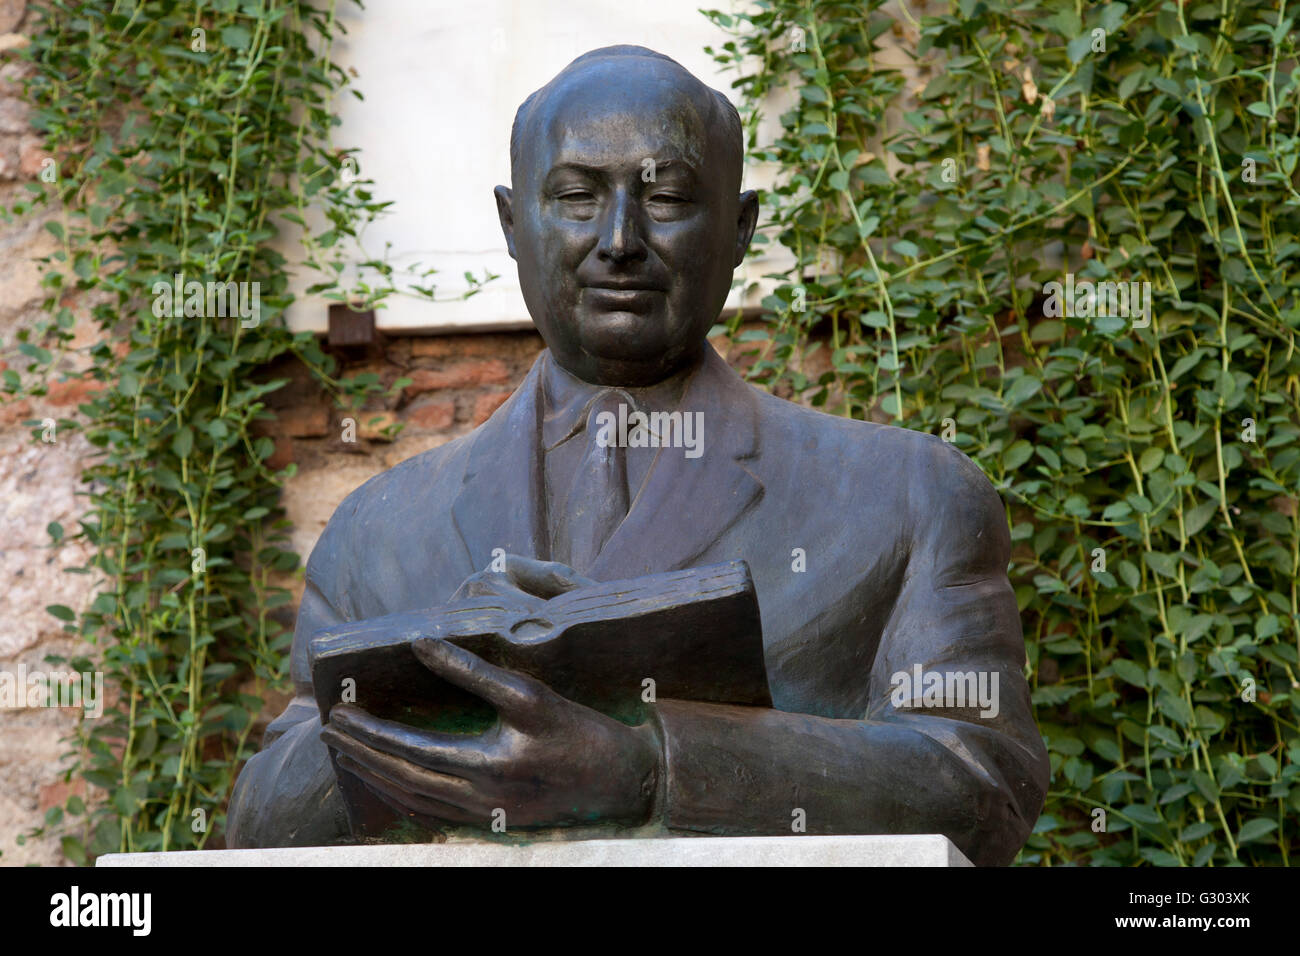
[645,159,698,177]
[544,159,699,178]
[544,162,606,178]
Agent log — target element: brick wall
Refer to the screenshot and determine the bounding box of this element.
[260,331,547,577]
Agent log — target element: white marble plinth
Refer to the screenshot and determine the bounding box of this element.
[98,834,971,867]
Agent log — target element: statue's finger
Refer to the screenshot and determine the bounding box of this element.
[411,638,548,721]
[325,705,493,773]
[504,555,597,597]
[336,755,485,825]
[325,727,478,796]
[450,570,542,608]
[332,747,486,817]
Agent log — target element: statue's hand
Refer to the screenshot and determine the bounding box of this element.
[449,554,597,612]
[319,638,661,831]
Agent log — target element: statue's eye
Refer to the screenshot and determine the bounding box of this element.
[555,190,595,203]
[649,193,687,204]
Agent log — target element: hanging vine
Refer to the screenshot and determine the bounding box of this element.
[706,0,1299,865]
[1,0,421,858]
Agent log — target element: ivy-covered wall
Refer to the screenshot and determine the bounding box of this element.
[0,0,411,861]
[707,0,1299,864]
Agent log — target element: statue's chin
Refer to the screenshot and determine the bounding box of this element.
[540,303,705,385]
[576,309,671,364]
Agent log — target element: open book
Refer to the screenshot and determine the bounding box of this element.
[308,560,771,730]
[309,560,770,837]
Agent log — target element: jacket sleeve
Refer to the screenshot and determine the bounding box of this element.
[225,528,353,848]
[649,438,1050,865]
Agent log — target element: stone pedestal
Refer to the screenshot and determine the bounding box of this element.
[98,834,972,867]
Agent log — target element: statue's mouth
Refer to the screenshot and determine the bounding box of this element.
[582,287,663,310]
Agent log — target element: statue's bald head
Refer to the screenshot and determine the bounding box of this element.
[495,45,758,387]
[509,46,743,191]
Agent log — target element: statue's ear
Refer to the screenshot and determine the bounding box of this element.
[494,185,517,260]
[734,189,759,266]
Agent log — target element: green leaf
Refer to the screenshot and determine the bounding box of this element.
[1123,803,1163,826]
[1003,440,1033,470]
[61,836,86,866]
[1005,375,1042,405]
[1031,320,1064,342]
[1138,447,1164,473]
[1183,500,1217,536]
[111,788,137,817]
[1236,818,1278,844]
[46,604,76,622]
[221,25,252,50]
[1118,69,1145,101]
[1111,659,1147,687]
[19,343,53,364]
[1102,501,1132,520]
[1180,822,1215,841]
[172,426,193,459]
[1150,724,1183,749]
[1144,552,1179,579]
[1255,615,1280,639]
[1067,33,1094,63]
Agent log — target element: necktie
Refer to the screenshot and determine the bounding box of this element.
[550,389,630,573]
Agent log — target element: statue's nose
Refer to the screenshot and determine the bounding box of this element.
[596,190,648,264]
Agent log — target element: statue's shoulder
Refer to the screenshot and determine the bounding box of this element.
[319,432,476,544]
[749,387,998,504]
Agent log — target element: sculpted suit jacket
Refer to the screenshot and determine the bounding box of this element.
[227,347,1050,864]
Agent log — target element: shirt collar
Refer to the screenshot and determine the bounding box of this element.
[540,350,693,451]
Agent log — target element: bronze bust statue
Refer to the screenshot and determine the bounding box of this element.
[227,45,1049,865]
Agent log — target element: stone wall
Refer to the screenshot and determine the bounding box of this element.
[0,0,97,867]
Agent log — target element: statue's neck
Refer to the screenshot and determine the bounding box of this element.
[544,349,695,416]
[547,348,702,406]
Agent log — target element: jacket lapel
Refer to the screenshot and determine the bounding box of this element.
[449,355,550,571]
[449,347,765,581]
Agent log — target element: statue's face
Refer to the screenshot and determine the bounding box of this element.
[496,59,758,387]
